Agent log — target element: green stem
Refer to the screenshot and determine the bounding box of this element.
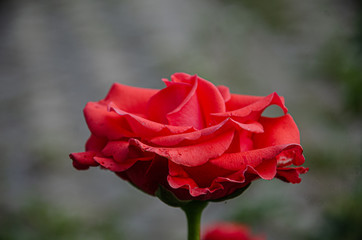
[181,201,208,240]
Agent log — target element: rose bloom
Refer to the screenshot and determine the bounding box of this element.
[202,222,265,240]
[70,73,308,201]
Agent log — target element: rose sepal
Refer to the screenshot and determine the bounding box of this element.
[155,185,193,208]
[210,183,251,203]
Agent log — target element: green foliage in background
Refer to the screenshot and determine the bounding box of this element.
[0,200,124,240]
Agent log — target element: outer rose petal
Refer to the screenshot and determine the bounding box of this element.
[84,102,132,139]
[211,92,288,123]
[109,103,195,139]
[276,167,309,183]
[225,93,286,111]
[103,83,157,115]
[85,134,107,152]
[69,151,98,170]
[202,222,265,240]
[209,144,303,180]
[116,157,169,196]
[167,161,232,197]
[253,114,300,147]
[130,130,235,167]
[149,118,263,147]
[253,114,305,166]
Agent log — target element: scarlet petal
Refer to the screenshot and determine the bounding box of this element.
[101,141,129,163]
[85,134,107,152]
[147,82,191,124]
[168,73,227,124]
[217,85,231,102]
[84,102,130,139]
[202,222,265,240]
[209,144,303,180]
[276,167,309,183]
[211,92,288,123]
[253,114,301,147]
[69,152,98,170]
[149,118,263,147]
[226,93,286,111]
[116,157,169,196]
[166,77,205,129]
[109,103,195,139]
[130,130,235,167]
[195,76,226,124]
[103,83,157,115]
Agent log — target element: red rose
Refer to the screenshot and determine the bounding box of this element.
[202,222,265,240]
[70,73,308,201]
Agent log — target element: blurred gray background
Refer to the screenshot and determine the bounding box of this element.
[0,0,361,239]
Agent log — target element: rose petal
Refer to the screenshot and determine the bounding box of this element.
[217,85,231,102]
[94,154,154,172]
[149,118,263,147]
[109,102,195,139]
[167,161,252,199]
[211,92,288,123]
[167,162,225,197]
[253,114,300,147]
[166,77,205,129]
[84,102,132,139]
[195,75,226,125]
[116,157,169,195]
[103,83,157,115]
[85,134,107,152]
[167,73,226,125]
[101,140,129,163]
[171,72,194,84]
[202,222,265,240]
[130,130,235,167]
[226,93,286,111]
[69,151,98,170]
[147,82,192,124]
[276,167,309,183]
[253,114,305,166]
[209,144,303,180]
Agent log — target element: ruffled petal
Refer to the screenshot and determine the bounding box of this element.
[276,167,309,183]
[253,114,301,147]
[225,93,286,111]
[84,102,132,139]
[209,144,303,180]
[116,157,169,195]
[109,102,195,139]
[167,73,226,125]
[195,76,226,125]
[101,140,129,163]
[167,161,252,199]
[217,85,231,102]
[149,118,263,147]
[166,76,204,129]
[85,134,107,152]
[103,83,157,115]
[130,130,235,167]
[69,151,99,170]
[95,140,156,171]
[167,162,225,197]
[147,81,192,124]
[211,92,288,123]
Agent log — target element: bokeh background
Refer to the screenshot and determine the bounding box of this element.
[0,0,361,239]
